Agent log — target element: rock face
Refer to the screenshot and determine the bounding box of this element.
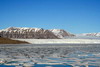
[0,27,74,39]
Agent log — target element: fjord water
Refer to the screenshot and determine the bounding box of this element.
[0,44,100,67]
[0,64,99,67]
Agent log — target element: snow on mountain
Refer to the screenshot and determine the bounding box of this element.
[49,29,75,38]
[79,33,100,37]
[0,27,74,39]
[0,27,58,39]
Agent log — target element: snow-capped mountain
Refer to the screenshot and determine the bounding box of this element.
[78,33,100,37]
[0,27,74,39]
[50,29,74,38]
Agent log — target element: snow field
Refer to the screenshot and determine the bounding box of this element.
[15,39,100,44]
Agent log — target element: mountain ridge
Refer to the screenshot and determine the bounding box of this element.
[0,27,74,39]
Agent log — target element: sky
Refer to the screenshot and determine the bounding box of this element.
[0,0,100,34]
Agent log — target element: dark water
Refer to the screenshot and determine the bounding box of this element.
[0,44,100,67]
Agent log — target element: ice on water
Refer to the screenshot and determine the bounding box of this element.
[0,44,100,67]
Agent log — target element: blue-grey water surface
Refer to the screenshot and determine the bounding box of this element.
[0,44,100,67]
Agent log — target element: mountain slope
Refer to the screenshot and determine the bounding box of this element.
[50,29,75,38]
[0,37,29,44]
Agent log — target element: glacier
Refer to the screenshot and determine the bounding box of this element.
[15,39,100,44]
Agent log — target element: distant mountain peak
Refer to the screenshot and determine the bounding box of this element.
[78,33,100,37]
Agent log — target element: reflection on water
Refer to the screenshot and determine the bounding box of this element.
[0,44,100,67]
